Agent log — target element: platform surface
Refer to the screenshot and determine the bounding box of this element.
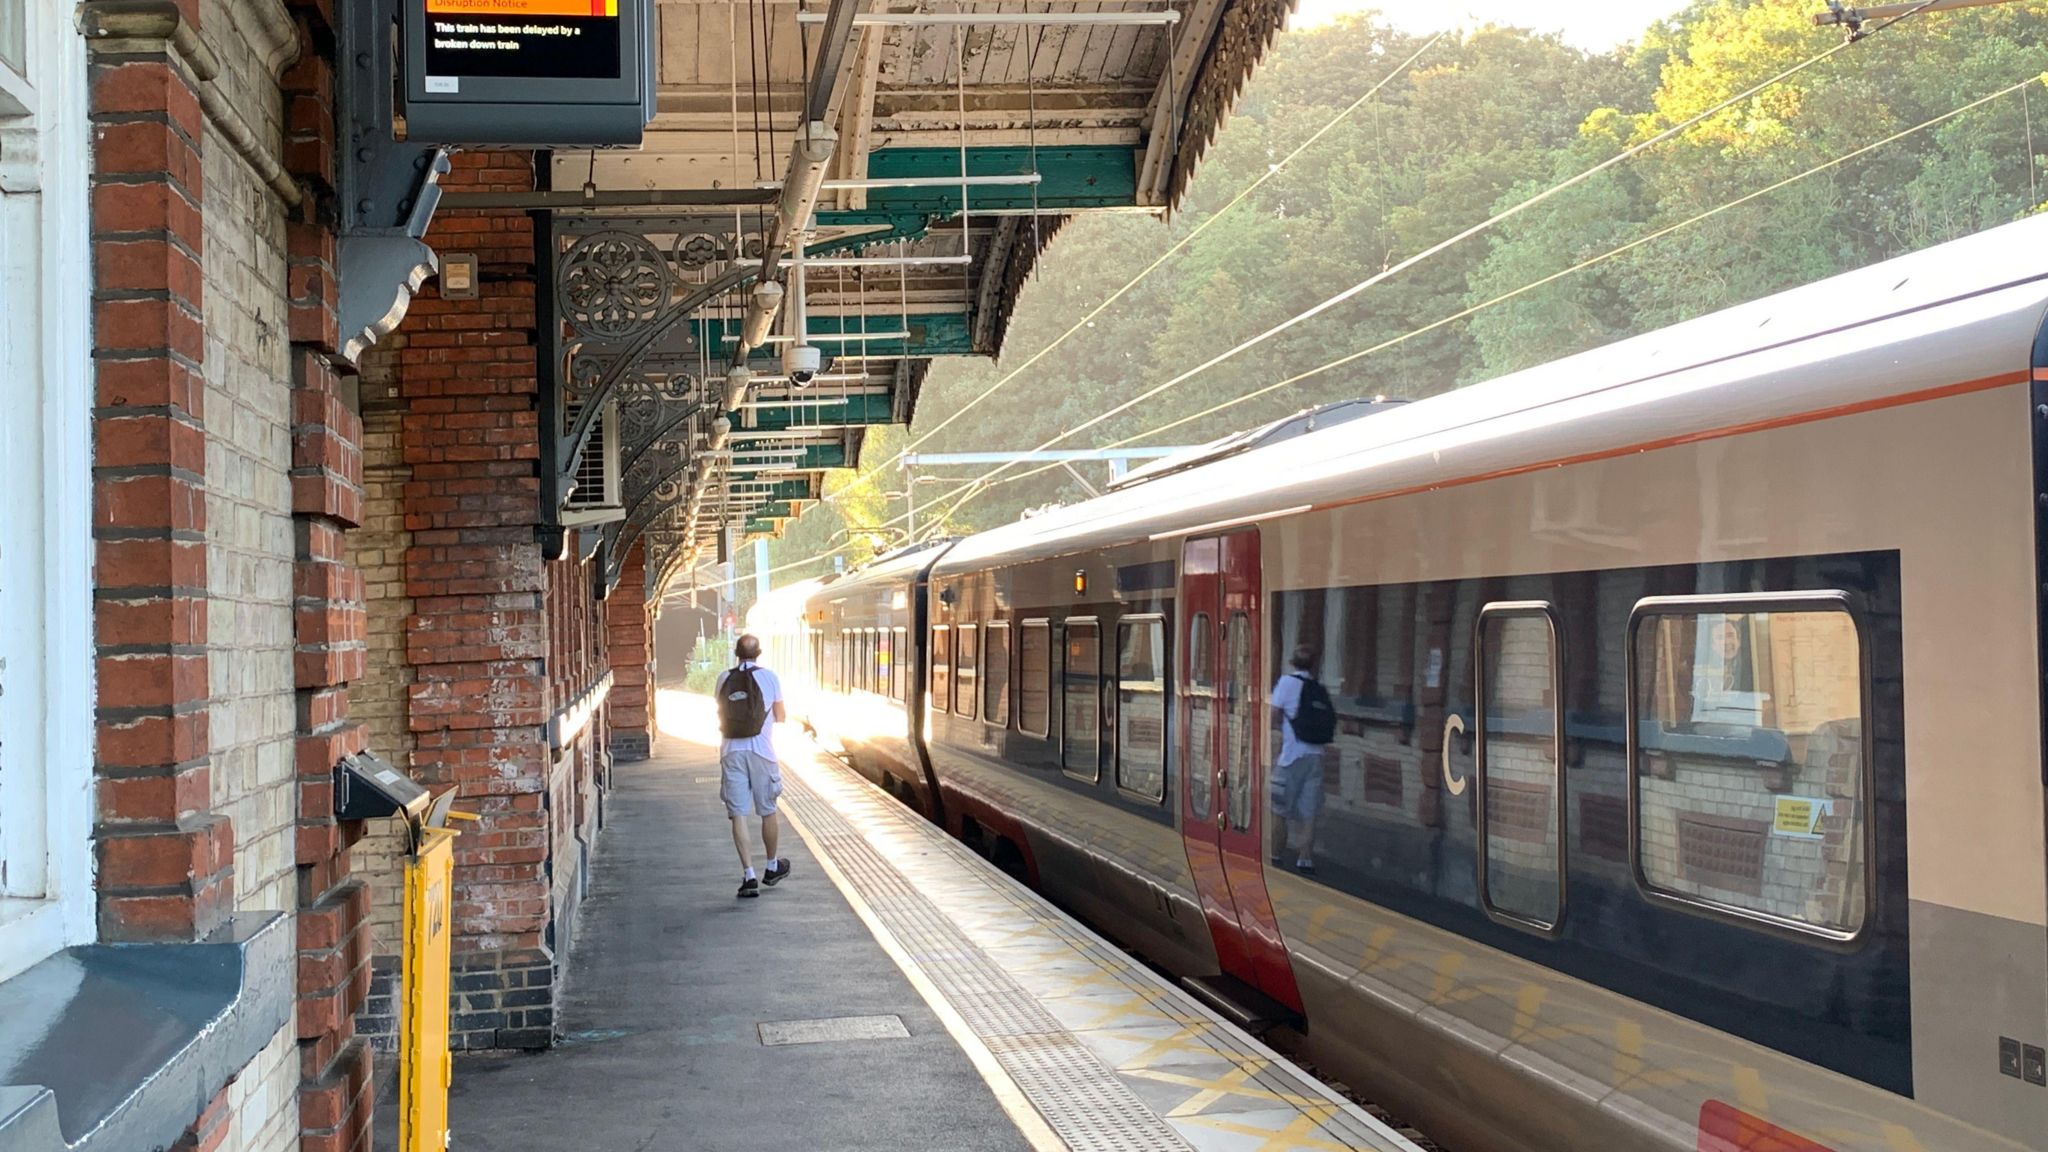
[446,693,1424,1152]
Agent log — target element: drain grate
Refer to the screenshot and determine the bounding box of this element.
[758,1015,911,1046]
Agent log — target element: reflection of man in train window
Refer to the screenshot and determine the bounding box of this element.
[1691,614,1765,727]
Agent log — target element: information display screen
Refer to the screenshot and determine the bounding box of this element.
[421,0,623,82]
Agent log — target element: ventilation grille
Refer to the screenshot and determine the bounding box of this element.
[564,401,618,512]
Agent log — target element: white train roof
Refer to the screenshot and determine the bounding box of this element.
[933,212,2048,576]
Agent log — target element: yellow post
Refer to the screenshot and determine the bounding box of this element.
[401,826,457,1152]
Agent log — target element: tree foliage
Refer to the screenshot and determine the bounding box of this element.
[766,0,2048,581]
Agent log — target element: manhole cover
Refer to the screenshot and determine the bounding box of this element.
[757,1015,911,1046]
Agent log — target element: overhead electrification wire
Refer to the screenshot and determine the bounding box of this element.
[904,5,1941,530]
[940,68,2039,515]
[754,2,1948,580]
[808,29,1450,508]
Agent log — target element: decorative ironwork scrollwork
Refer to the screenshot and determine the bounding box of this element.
[560,230,674,342]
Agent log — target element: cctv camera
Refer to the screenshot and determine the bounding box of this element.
[783,343,822,387]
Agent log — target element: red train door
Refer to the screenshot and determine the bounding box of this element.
[1179,531,1302,1010]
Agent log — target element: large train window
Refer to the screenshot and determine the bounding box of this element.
[984,623,1011,727]
[892,627,908,702]
[930,625,953,713]
[1186,614,1215,823]
[1116,616,1167,803]
[956,625,980,720]
[1627,593,1870,942]
[875,629,892,697]
[1019,620,1051,737]
[1475,603,1566,936]
[1062,619,1101,782]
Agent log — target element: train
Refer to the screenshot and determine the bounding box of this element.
[748,212,2048,1152]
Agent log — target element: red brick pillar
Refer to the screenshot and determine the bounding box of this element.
[398,152,557,1048]
[607,540,656,761]
[87,0,235,944]
[282,7,375,1150]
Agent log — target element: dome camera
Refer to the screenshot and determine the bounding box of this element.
[783,343,822,387]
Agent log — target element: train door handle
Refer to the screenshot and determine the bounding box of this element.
[1441,713,1467,796]
[1215,767,1229,830]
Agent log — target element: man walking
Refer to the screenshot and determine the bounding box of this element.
[717,634,792,898]
[1269,645,1336,874]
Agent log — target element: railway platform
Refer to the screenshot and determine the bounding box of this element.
[443,692,1425,1152]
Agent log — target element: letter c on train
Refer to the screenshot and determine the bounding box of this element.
[1441,713,1467,796]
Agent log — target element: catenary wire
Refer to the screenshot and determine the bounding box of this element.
[900,5,1943,531]
[933,69,2036,516]
[741,2,1945,582]
[807,30,1450,508]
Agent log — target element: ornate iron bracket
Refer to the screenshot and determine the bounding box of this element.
[336,0,451,365]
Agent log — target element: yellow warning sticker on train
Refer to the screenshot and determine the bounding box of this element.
[1772,796,1829,840]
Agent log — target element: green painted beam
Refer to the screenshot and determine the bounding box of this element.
[744,393,895,432]
[690,312,972,359]
[858,147,1139,213]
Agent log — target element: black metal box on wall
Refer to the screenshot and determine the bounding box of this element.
[403,0,654,146]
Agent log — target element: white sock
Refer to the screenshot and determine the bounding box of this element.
[744,867,757,880]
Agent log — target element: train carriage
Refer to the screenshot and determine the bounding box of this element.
[753,212,2048,1152]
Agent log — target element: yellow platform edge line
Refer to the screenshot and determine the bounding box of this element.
[780,796,1070,1152]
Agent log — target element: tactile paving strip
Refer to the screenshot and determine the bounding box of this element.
[781,752,1427,1152]
[781,770,1184,1151]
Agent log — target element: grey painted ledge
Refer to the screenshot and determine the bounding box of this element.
[0,912,291,1152]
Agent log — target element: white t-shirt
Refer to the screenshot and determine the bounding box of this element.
[715,661,782,758]
[1270,672,1316,768]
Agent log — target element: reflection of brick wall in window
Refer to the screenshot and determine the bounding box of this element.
[1488,779,1552,844]
[1679,813,1767,897]
[1579,793,1627,861]
[1363,754,1403,807]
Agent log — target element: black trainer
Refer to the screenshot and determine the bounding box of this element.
[737,876,761,898]
[763,859,792,886]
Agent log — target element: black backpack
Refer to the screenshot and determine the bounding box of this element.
[718,666,768,738]
[1288,673,1337,745]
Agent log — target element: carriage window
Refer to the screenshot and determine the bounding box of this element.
[1630,596,1868,940]
[930,625,953,713]
[1476,604,1564,934]
[1062,620,1101,781]
[956,625,980,720]
[876,629,892,698]
[1019,620,1051,737]
[892,627,908,702]
[836,630,849,691]
[1186,613,1215,822]
[1117,616,1167,802]
[984,623,1011,727]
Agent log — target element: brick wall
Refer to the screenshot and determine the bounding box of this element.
[85,0,373,1148]
[607,540,655,761]
[349,344,416,1056]
[392,152,564,1049]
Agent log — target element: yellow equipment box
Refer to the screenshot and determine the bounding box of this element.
[402,826,457,1152]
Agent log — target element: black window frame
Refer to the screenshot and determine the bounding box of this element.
[956,623,980,721]
[1018,619,1052,737]
[1114,613,1169,804]
[1473,600,1568,938]
[1624,590,1875,948]
[929,623,953,714]
[1061,617,1102,784]
[983,621,1012,729]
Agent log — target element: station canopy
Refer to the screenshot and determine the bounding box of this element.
[538,0,1292,595]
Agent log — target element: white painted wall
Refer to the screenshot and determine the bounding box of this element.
[0,0,99,985]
